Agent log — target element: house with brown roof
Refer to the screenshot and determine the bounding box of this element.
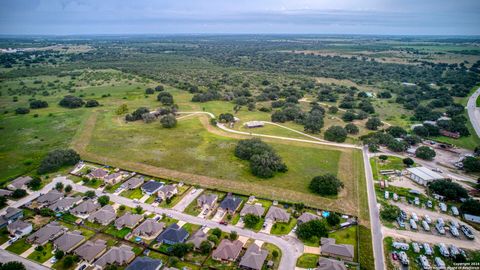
[27,222,66,246]
[212,239,243,262]
[53,230,85,253]
[197,194,218,210]
[187,229,209,250]
[320,238,354,261]
[239,244,268,270]
[88,205,116,225]
[132,219,164,239]
[317,258,347,270]
[48,196,81,212]
[7,220,32,237]
[104,173,123,185]
[297,212,320,225]
[114,213,143,230]
[157,184,178,200]
[94,244,135,269]
[87,168,108,180]
[7,176,32,190]
[122,177,144,190]
[36,190,64,207]
[240,204,265,217]
[265,206,290,223]
[74,239,107,263]
[70,199,100,217]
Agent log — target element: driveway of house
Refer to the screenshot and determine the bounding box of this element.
[139,194,150,203]
[173,188,204,212]
[20,245,37,257]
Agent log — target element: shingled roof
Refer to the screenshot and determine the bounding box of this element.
[321,238,354,261]
[94,244,135,268]
[187,229,209,249]
[126,257,163,270]
[265,206,290,223]
[317,258,347,270]
[70,199,100,215]
[240,204,265,217]
[48,196,81,211]
[239,244,268,270]
[132,219,164,237]
[27,222,66,245]
[219,194,243,212]
[53,230,85,252]
[74,239,107,262]
[297,212,320,224]
[88,205,116,225]
[114,213,143,229]
[212,239,243,261]
[37,190,64,205]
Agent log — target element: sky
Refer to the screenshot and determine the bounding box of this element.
[0,0,479,35]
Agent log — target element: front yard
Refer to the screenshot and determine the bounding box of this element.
[270,218,297,235]
[296,253,320,268]
[27,242,54,263]
[121,188,144,199]
[6,238,31,254]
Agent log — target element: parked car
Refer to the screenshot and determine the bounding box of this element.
[426,200,433,208]
[391,252,398,260]
[219,221,227,225]
[461,225,475,239]
[424,215,432,224]
[411,212,418,222]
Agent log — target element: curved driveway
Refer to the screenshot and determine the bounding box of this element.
[467,87,480,137]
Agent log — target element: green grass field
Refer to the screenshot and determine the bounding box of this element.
[27,242,54,263]
[296,253,320,268]
[6,238,31,254]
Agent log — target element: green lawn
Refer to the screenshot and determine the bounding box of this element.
[296,253,320,268]
[104,181,124,193]
[121,188,144,199]
[83,179,103,188]
[369,156,411,180]
[28,242,54,263]
[181,223,201,235]
[52,257,78,270]
[270,218,297,235]
[104,225,132,239]
[329,225,358,261]
[6,238,31,254]
[263,243,282,270]
[0,227,10,245]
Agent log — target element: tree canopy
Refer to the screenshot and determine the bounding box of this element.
[324,126,347,142]
[309,174,344,196]
[428,179,468,201]
[38,149,80,174]
[234,138,287,178]
[415,146,436,160]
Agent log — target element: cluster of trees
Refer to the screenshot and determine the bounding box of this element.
[309,174,344,196]
[272,102,325,134]
[380,204,401,222]
[460,199,480,216]
[59,95,85,108]
[157,92,174,106]
[462,156,480,172]
[295,219,328,243]
[160,114,177,128]
[324,126,347,142]
[125,107,150,121]
[0,262,26,270]
[38,149,80,174]
[192,89,222,102]
[428,179,468,201]
[29,99,48,109]
[234,138,287,178]
[415,146,436,160]
[218,113,235,123]
[361,130,419,153]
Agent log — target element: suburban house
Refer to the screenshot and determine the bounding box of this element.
[126,257,163,270]
[219,194,243,213]
[74,239,107,263]
[240,204,265,217]
[187,229,209,250]
[88,205,117,225]
[405,167,444,186]
[53,230,85,252]
[7,220,32,237]
[317,258,347,270]
[239,243,268,270]
[212,239,243,262]
[36,190,64,206]
[132,219,165,239]
[27,222,66,246]
[197,194,218,210]
[48,196,81,212]
[0,207,23,227]
[141,180,163,196]
[297,212,320,225]
[156,223,189,245]
[157,184,178,200]
[94,244,135,269]
[114,213,143,230]
[122,177,144,190]
[0,189,12,197]
[265,206,290,223]
[320,238,354,261]
[7,176,32,190]
[104,172,123,185]
[70,199,100,217]
[87,168,109,180]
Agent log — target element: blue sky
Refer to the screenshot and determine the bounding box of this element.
[0,0,479,35]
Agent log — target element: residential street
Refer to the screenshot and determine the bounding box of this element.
[0,249,50,270]
[467,87,480,137]
[362,146,385,270]
[172,188,204,212]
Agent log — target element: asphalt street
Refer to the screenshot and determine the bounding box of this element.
[467,87,480,137]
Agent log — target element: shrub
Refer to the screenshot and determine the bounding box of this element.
[160,114,177,128]
[59,95,84,108]
[29,100,48,109]
[326,213,340,226]
[15,107,30,114]
[85,100,100,107]
[145,88,154,94]
[403,158,414,167]
[157,92,174,105]
[366,117,383,130]
[97,195,110,206]
[11,189,27,199]
[38,149,80,174]
[125,107,149,121]
[309,174,344,196]
[243,214,261,228]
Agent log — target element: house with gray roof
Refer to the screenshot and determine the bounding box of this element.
[7,220,32,237]
[212,239,243,262]
[7,176,32,190]
[122,177,144,190]
[240,204,265,217]
[141,180,163,196]
[27,222,66,246]
[87,168,108,180]
[239,244,268,270]
[219,194,243,213]
[104,173,123,185]
[74,239,107,263]
[132,219,164,239]
[49,196,81,212]
[317,258,347,270]
[94,244,135,268]
[197,194,218,210]
[88,205,116,225]
[53,230,85,252]
[187,229,209,249]
[157,184,178,200]
[37,190,64,206]
[0,189,12,197]
[0,207,23,227]
[156,223,189,245]
[114,213,143,230]
[126,257,163,270]
[70,199,100,217]
[265,206,290,223]
[320,238,354,261]
[297,212,320,225]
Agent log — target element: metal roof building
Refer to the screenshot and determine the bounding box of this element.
[405,167,444,186]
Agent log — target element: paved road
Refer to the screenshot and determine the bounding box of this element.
[172,188,204,212]
[362,146,385,270]
[0,249,50,270]
[52,177,303,270]
[467,87,480,137]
